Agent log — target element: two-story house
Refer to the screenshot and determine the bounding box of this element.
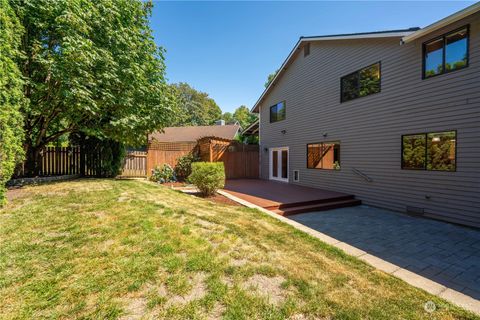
[253,3,480,228]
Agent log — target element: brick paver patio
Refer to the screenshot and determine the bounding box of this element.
[290,205,480,300]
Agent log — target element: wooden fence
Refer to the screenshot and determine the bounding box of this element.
[145,138,259,179]
[146,141,197,176]
[41,146,81,176]
[14,146,105,178]
[212,142,259,179]
[121,151,147,177]
[14,140,259,180]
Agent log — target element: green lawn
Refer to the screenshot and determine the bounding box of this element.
[0,179,477,319]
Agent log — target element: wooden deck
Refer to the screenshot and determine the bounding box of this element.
[223,179,361,216]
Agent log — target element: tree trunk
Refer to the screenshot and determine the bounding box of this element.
[23,145,42,177]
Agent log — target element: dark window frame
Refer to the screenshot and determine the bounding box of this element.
[340,61,382,103]
[422,25,469,79]
[304,42,310,57]
[306,141,341,171]
[401,130,457,172]
[269,101,286,123]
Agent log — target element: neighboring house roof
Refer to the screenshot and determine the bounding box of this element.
[252,3,479,113]
[251,28,418,113]
[402,2,480,44]
[149,124,240,143]
[242,120,259,136]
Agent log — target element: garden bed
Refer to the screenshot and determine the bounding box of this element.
[191,192,243,207]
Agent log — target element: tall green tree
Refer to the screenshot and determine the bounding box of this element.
[170,82,222,126]
[233,105,257,129]
[265,69,278,88]
[0,0,25,205]
[12,0,175,175]
[221,112,234,124]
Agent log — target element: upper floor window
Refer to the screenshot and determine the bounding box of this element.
[270,101,286,123]
[402,131,456,171]
[341,62,381,103]
[423,26,469,78]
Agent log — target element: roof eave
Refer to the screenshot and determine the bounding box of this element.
[402,2,480,44]
[242,120,259,135]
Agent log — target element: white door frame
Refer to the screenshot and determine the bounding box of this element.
[269,147,289,182]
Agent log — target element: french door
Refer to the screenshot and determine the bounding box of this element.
[269,147,289,182]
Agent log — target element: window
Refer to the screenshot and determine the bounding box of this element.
[423,26,469,78]
[270,101,286,123]
[307,142,340,170]
[304,42,310,57]
[402,131,456,171]
[402,134,426,170]
[341,62,381,102]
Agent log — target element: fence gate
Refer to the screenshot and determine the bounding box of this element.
[121,151,147,177]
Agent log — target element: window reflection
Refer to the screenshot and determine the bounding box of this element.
[402,134,426,170]
[446,29,468,72]
[402,131,456,171]
[341,62,380,102]
[307,142,340,170]
[424,27,468,78]
[425,38,444,77]
[270,101,286,123]
[427,131,456,171]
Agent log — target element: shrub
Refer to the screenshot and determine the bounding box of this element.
[188,162,225,197]
[70,134,126,177]
[100,141,126,177]
[150,164,176,184]
[174,154,200,181]
[0,0,25,206]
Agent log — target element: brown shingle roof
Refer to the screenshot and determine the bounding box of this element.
[149,125,240,143]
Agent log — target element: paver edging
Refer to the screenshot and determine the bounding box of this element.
[217,189,480,315]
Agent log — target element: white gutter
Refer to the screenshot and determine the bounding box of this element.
[251,31,416,113]
[402,2,480,44]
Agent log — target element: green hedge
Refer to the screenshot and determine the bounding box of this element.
[188,162,225,197]
[174,153,200,181]
[0,0,25,206]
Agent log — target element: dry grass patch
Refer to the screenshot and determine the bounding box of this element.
[167,273,207,306]
[242,274,286,305]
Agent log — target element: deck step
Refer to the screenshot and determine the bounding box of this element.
[273,199,361,216]
[264,195,355,210]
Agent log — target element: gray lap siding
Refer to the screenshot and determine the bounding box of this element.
[258,13,480,227]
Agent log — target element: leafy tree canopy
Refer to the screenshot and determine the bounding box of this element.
[221,112,233,124]
[233,105,257,129]
[265,69,279,88]
[222,105,257,129]
[12,0,175,173]
[170,82,222,126]
[0,0,25,205]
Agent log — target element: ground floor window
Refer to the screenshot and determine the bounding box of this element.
[307,142,340,170]
[402,131,456,171]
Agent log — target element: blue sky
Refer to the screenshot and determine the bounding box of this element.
[150,1,474,113]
